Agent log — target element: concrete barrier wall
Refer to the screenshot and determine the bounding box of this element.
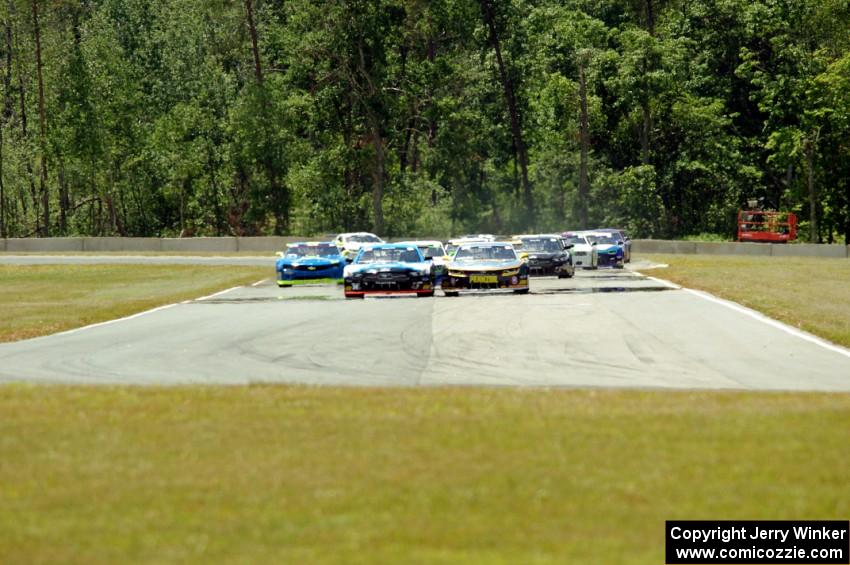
[632,239,848,258]
[631,240,699,254]
[82,237,163,252]
[236,236,302,252]
[2,237,848,257]
[770,243,848,258]
[5,238,85,252]
[161,237,238,253]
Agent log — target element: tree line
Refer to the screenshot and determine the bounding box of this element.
[0,0,848,242]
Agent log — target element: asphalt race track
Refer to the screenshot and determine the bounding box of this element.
[1,259,849,390]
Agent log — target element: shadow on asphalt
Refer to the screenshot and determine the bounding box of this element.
[533,286,678,295]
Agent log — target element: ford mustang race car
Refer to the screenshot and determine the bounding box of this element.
[441,242,529,296]
[585,231,625,268]
[598,227,631,262]
[333,232,384,261]
[343,243,435,298]
[276,242,345,286]
[512,234,574,278]
[561,232,598,269]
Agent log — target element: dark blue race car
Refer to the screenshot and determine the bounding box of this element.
[343,243,435,298]
[276,242,345,287]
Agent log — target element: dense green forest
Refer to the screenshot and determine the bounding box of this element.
[0,0,848,241]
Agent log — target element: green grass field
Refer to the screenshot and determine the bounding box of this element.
[1,386,848,564]
[641,254,850,347]
[0,264,269,342]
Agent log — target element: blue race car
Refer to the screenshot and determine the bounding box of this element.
[343,243,435,299]
[597,227,631,263]
[276,242,345,287]
[585,232,625,268]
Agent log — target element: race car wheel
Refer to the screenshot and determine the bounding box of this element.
[278,283,292,288]
[418,291,435,298]
[513,288,530,295]
[345,294,364,300]
[443,291,459,297]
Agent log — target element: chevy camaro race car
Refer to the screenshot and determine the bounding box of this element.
[561,232,598,269]
[343,243,435,298]
[441,242,529,296]
[585,231,625,268]
[333,232,384,261]
[512,234,575,278]
[276,242,346,286]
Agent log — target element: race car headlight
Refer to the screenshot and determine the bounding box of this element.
[501,269,520,277]
[330,260,340,265]
[448,270,467,278]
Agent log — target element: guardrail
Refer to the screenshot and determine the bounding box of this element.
[1,237,848,258]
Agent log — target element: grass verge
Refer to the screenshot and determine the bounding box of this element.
[0,264,269,342]
[1,386,848,564]
[640,254,850,348]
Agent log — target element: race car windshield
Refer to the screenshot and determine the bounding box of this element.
[521,238,560,252]
[286,245,339,257]
[357,247,421,263]
[563,236,587,245]
[418,246,444,258]
[588,234,619,245]
[348,234,381,243]
[454,245,517,261]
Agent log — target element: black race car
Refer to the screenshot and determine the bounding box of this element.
[512,234,575,278]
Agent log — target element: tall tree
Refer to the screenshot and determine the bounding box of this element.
[32,0,48,235]
[480,0,533,228]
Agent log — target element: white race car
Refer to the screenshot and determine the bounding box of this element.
[446,237,493,258]
[561,232,598,269]
[398,240,450,281]
[333,232,384,261]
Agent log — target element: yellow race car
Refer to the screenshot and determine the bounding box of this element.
[441,241,529,297]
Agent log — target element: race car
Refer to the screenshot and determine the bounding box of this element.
[561,232,598,269]
[276,242,346,286]
[398,240,450,283]
[597,227,631,262]
[584,231,625,268]
[343,243,435,299]
[512,234,574,278]
[441,242,529,296]
[333,232,384,261]
[446,237,492,257]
